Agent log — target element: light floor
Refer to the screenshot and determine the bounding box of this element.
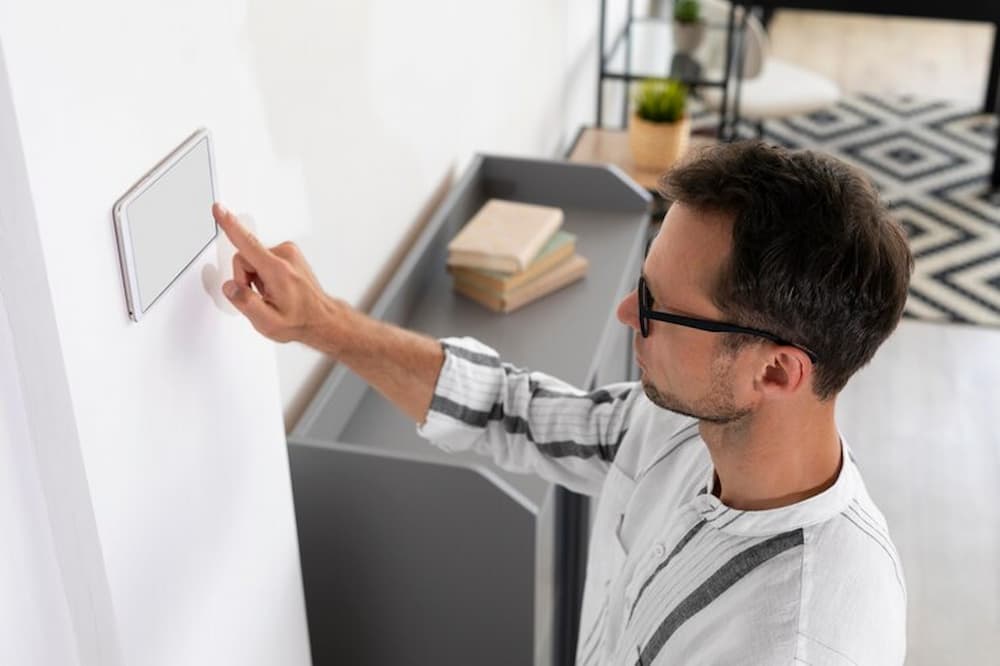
[769,11,996,106]
[769,11,1000,665]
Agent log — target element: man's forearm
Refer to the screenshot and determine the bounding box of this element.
[305,295,445,425]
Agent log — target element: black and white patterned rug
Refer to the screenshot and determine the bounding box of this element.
[692,94,1000,328]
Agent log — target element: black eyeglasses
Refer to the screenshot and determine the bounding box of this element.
[637,275,819,363]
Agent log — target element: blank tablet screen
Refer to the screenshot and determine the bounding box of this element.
[124,135,216,314]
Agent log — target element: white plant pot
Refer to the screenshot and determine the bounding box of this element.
[672,20,705,54]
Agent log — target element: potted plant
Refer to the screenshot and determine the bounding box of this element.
[628,78,691,171]
[672,0,705,53]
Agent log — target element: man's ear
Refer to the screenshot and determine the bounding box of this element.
[757,348,812,396]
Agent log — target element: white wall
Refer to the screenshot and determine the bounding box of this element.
[0,1,311,664]
[0,288,80,666]
[247,0,601,425]
[1,1,600,663]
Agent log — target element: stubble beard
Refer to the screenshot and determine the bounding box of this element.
[640,357,752,425]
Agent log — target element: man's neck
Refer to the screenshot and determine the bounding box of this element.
[699,401,843,511]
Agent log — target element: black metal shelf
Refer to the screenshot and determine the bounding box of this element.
[602,16,732,85]
[597,0,749,140]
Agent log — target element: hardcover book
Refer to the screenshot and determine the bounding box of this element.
[453,254,589,313]
[447,199,564,274]
[448,231,576,293]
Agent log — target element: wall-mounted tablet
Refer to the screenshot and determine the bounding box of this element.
[113,128,218,322]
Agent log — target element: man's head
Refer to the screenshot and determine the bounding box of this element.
[616,141,913,422]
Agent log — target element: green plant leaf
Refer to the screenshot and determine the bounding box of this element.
[634,78,688,123]
[673,0,700,23]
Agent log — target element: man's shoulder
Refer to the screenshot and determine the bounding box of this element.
[804,490,905,593]
[795,498,907,664]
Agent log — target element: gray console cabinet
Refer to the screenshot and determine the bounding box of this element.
[288,154,650,666]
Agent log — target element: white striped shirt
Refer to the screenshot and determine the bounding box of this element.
[416,337,907,665]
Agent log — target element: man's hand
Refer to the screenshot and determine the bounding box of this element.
[213,201,444,423]
[214,202,333,347]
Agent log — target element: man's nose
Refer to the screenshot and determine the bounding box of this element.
[616,290,639,332]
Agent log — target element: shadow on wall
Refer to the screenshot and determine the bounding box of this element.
[241,1,455,431]
[281,167,455,433]
[202,213,257,317]
[554,27,598,156]
[241,0,427,249]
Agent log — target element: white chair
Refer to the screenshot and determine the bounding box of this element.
[697,0,840,135]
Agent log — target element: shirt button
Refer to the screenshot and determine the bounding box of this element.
[653,543,666,559]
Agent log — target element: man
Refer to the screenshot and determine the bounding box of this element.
[215,141,912,664]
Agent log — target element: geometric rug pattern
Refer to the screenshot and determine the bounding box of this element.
[693,94,1000,328]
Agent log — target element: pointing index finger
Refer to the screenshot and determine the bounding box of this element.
[213,202,276,269]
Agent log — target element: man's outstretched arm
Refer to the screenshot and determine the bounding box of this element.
[214,203,637,495]
[213,203,443,425]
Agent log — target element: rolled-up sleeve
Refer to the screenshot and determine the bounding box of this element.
[416,336,639,496]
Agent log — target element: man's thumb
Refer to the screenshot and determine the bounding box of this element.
[223,281,241,300]
[223,281,260,313]
[222,280,278,335]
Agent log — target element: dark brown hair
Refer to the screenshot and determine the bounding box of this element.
[659,141,913,400]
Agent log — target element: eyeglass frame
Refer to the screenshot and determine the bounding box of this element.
[636,274,819,364]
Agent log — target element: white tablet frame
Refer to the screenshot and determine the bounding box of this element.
[112,128,218,322]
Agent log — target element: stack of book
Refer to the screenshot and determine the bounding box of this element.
[447,198,589,313]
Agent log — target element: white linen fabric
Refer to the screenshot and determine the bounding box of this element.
[416,337,907,665]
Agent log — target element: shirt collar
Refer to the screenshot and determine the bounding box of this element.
[689,437,858,537]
